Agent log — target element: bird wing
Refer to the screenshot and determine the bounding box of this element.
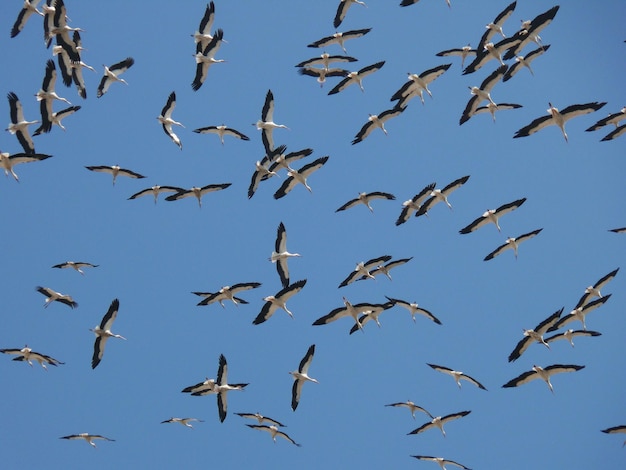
[351,119,375,144]
[110,57,135,74]
[291,377,303,411]
[118,168,146,179]
[298,344,315,374]
[334,0,351,29]
[91,335,109,369]
[514,114,553,138]
[161,91,177,119]
[508,336,534,362]
[217,354,228,385]
[559,102,607,121]
[484,240,512,261]
[261,89,274,122]
[335,196,361,212]
[217,389,228,422]
[593,268,620,291]
[100,299,120,330]
[198,2,215,34]
[502,369,538,388]
[600,124,626,141]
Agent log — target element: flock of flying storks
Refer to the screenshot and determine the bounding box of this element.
[1,0,624,465]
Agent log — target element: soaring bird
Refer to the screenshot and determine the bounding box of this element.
[157,91,184,149]
[459,198,526,234]
[97,57,134,98]
[364,257,412,281]
[85,165,146,186]
[460,65,508,125]
[195,282,262,308]
[385,401,433,419]
[600,124,626,141]
[46,0,83,62]
[473,102,522,123]
[408,410,471,437]
[298,66,349,87]
[91,299,126,369]
[338,255,392,287]
[213,354,248,422]
[313,297,389,333]
[307,28,372,53]
[514,102,606,142]
[246,425,301,446]
[334,0,367,29]
[254,89,290,154]
[235,413,286,428]
[191,28,225,91]
[390,63,451,106]
[0,151,51,182]
[253,279,307,325]
[36,60,70,134]
[1,345,64,370]
[52,261,98,275]
[502,45,551,82]
[273,156,329,199]
[502,364,585,393]
[574,268,619,308]
[586,107,626,132]
[10,0,44,38]
[193,124,249,145]
[295,52,357,70]
[36,286,77,309]
[411,455,472,470]
[128,185,184,204]
[395,183,436,225]
[165,183,231,208]
[435,45,476,69]
[548,295,612,332]
[328,61,385,95]
[348,301,394,334]
[352,105,406,144]
[462,39,517,74]
[270,222,301,288]
[545,329,601,348]
[290,344,318,411]
[385,296,442,325]
[416,175,470,216]
[476,1,517,52]
[6,92,38,154]
[161,417,204,429]
[33,105,81,135]
[484,228,543,261]
[507,307,563,362]
[60,433,114,448]
[426,363,487,390]
[502,6,560,61]
[336,191,395,213]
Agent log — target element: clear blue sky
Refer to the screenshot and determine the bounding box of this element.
[1,1,624,469]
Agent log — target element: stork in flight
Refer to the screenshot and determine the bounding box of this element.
[411,455,471,470]
[213,354,248,422]
[313,297,389,333]
[252,279,307,325]
[157,91,184,149]
[254,89,289,154]
[385,401,432,419]
[191,28,225,91]
[426,363,487,390]
[10,0,44,38]
[385,296,442,325]
[270,222,301,288]
[328,61,385,95]
[85,165,146,186]
[235,413,286,428]
[514,102,606,142]
[408,410,471,437]
[161,417,204,429]
[307,28,372,54]
[273,156,329,199]
[60,433,114,448]
[6,92,38,154]
[483,228,543,261]
[601,425,626,447]
[395,182,436,225]
[416,175,470,217]
[91,298,126,369]
[290,344,318,411]
[165,183,231,208]
[128,185,184,204]
[502,364,585,393]
[246,425,301,446]
[0,151,52,182]
[459,198,526,234]
[390,63,451,106]
[193,124,250,145]
[574,268,619,308]
[1,345,64,370]
[545,329,601,348]
[36,286,77,309]
[52,261,98,275]
[338,255,392,288]
[502,45,551,82]
[194,282,261,308]
[97,57,135,98]
[476,1,517,52]
[191,1,216,50]
[435,45,476,69]
[334,0,367,29]
[547,295,612,332]
[336,191,396,213]
[507,307,563,362]
[352,104,406,145]
[460,65,508,125]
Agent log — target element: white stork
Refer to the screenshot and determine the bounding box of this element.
[548,295,612,332]
[52,261,98,275]
[408,410,472,437]
[327,61,385,95]
[307,28,372,53]
[396,183,436,225]
[502,6,560,61]
[385,401,433,419]
[254,90,289,154]
[60,433,114,448]
[296,52,357,70]
[248,160,279,199]
[36,286,77,309]
[313,297,389,332]
[0,151,51,182]
[85,165,146,186]
[600,124,626,141]
[352,105,406,144]
[502,45,551,82]
[462,39,517,74]
[334,0,367,28]
[161,417,204,428]
[435,45,476,69]
[459,197,526,234]
[460,65,508,125]
[476,1,517,52]
[273,156,329,199]
[193,124,249,145]
[411,455,471,470]
[290,344,318,411]
[97,57,134,98]
[235,413,286,428]
[400,0,452,8]
[514,102,606,142]
[586,107,626,132]
[6,92,38,154]
[473,102,522,122]
[195,282,261,308]
[157,91,184,149]
[36,60,70,131]
[416,175,470,216]
[609,226,626,233]
[246,424,301,446]
[212,354,248,422]
[575,268,619,308]
[191,28,225,91]
[365,257,413,281]
[338,255,392,287]
[507,307,563,362]
[545,329,601,347]
[1,345,64,370]
[502,364,585,393]
[390,64,451,106]
[483,228,543,261]
[182,377,216,395]
[264,146,313,176]
[348,300,395,334]
[47,0,83,62]
[128,185,184,204]
[270,222,301,288]
[165,183,231,208]
[252,279,307,325]
[91,298,126,369]
[336,191,395,213]
[426,363,487,390]
[298,66,349,87]
[33,105,80,135]
[11,0,43,38]
[385,296,442,325]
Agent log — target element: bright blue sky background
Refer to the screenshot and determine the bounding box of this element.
[1,1,624,468]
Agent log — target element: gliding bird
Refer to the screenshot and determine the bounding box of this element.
[165,183,231,208]
[97,57,134,98]
[408,410,472,437]
[290,344,318,411]
[254,89,289,154]
[270,222,301,288]
[502,364,585,393]
[36,286,77,309]
[307,28,372,54]
[52,261,98,275]
[246,425,301,446]
[459,65,507,125]
[60,434,115,448]
[352,104,406,144]
[161,417,204,428]
[6,92,38,154]
[426,363,487,390]
[416,175,470,216]
[85,165,146,186]
[273,156,329,199]
[0,151,51,182]
[252,279,307,325]
[507,307,563,362]
[483,228,543,261]
[11,0,44,38]
[459,197,526,234]
[334,0,367,29]
[1,345,64,370]
[91,298,126,369]
[336,191,395,213]
[158,91,184,149]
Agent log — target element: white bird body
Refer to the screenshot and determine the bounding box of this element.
[195,282,261,308]
[254,89,289,154]
[298,66,349,87]
[192,29,225,91]
[307,28,372,53]
[6,92,38,154]
[128,185,184,204]
[52,261,98,275]
[165,183,231,208]
[91,299,126,369]
[290,344,318,411]
[336,191,396,213]
[193,124,249,145]
[328,61,385,95]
